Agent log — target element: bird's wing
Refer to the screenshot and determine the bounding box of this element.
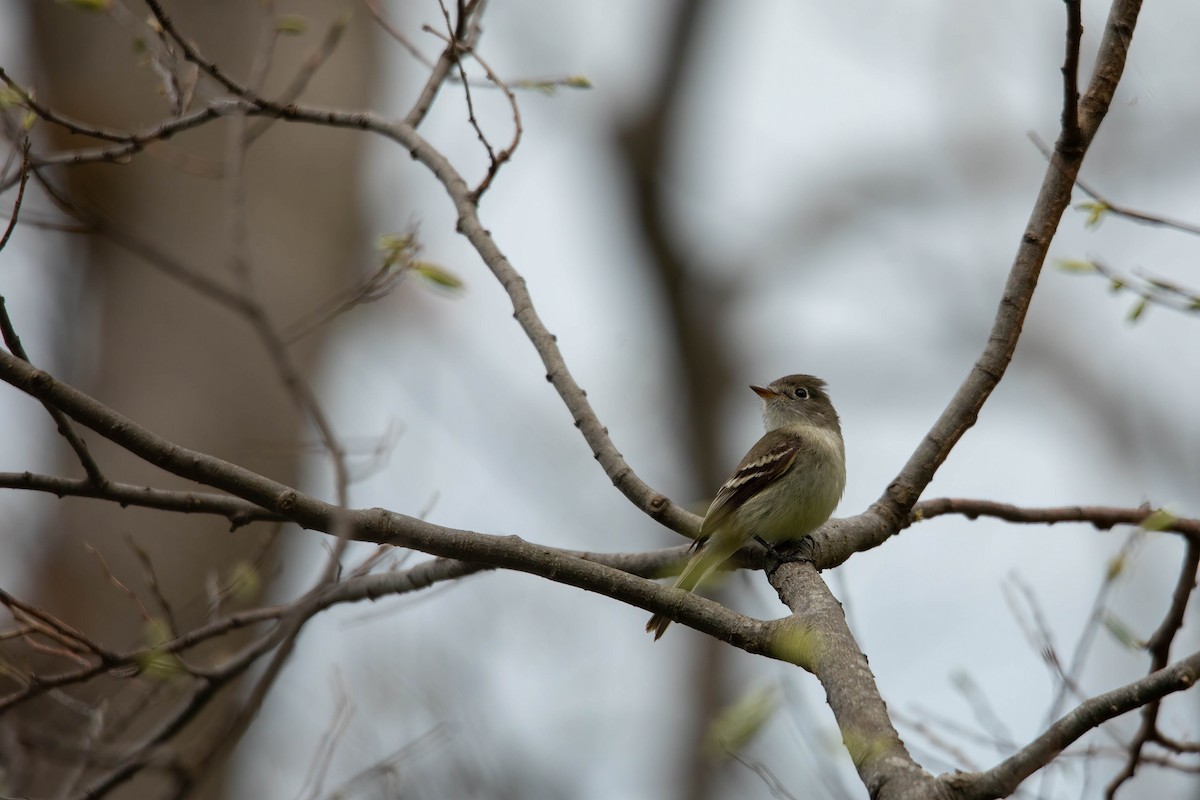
[699,428,803,539]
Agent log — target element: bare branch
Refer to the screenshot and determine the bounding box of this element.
[219,10,353,507]
[910,498,1200,541]
[0,137,30,252]
[0,67,133,144]
[811,0,1146,567]
[458,40,522,200]
[948,649,1200,799]
[243,10,353,145]
[1060,0,1083,151]
[1,148,106,483]
[0,349,767,673]
[1105,537,1200,796]
[2,4,1186,798]
[1030,132,1200,237]
[85,543,156,625]
[767,562,937,796]
[0,471,279,527]
[429,3,497,167]
[1086,258,1200,318]
[196,98,700,535]
[0,347,319,524]
[127,538,180,635]
[420,14,523,199]
[0,301,106,484]
[14,3,694,537]
[296,675,353,800]
[142,0,261,102]
[323,723,453,798]
[0,589,119,665]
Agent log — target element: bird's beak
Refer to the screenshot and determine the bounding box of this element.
[750,384,779,399]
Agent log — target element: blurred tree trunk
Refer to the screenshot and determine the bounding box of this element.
[616,3,734,798]
[8,2,377,796]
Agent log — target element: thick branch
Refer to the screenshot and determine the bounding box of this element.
[0,543,701,718]
[0,351,770,653]
[0,348,324,526]
[768,563,949,799]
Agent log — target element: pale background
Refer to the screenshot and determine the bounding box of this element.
[2,1,1198,798]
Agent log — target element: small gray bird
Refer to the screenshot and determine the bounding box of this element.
[646,375,846,640]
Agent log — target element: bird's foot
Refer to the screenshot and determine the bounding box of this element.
[754,536,808,573]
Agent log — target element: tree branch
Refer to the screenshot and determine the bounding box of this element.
[0,471,279,527]
[1105,537,1200,796]
[805,0,1145,567]
[769,562,945,798]
[0,351,759,652]
[910,498,1200,542]
[6,32,703,539]
[1059,0,1083,151]
[212,99,703,536]
[0,301,106,485]
[947,649,1200,799]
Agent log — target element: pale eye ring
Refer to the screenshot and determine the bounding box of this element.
[793,387,809,400]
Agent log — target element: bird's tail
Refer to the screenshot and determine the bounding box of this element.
[645,612,672,640]
[645,535,742,640]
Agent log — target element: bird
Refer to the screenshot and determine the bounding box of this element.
[646,374,846,640]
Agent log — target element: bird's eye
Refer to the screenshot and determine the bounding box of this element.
[793,387,809,399]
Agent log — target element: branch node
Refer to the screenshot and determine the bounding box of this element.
[276,490,298,512]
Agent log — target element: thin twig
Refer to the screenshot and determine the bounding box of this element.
[461,42,521,200]
[0,307,106,485]
[361,0,429,63]
[1060,0,1083,151]
[1045,531,1143,724]
[427,2,497,167]
[947,649,1200,799]
[0,138,30,252]
[1104,537,1200,797]
[0,589,118,664]
[244,11,350,145]
[1089,259,1200,318]
[0,67,133,144]
[0,471,279,527]
[127,537,181,635]
[214,3,351,507]
[1029,132,1200,237]
[142,0,261,101]
[0,146,107,484]
[323,723,453,797]
[85,543,156,624]
[911,498,1200,541]
[296,675,354,800]
[420,11,524,197]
